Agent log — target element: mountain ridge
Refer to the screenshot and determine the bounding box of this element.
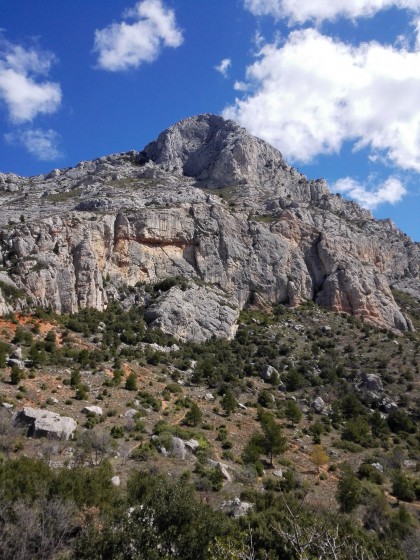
[0,114,418,340]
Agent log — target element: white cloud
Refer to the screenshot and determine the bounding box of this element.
[215,58,231,77]
[93,0,183,71]
[243,0,420,24]
[5,128,63,160]
[223,28,420,171]
[234,81,249,91]
[333,176,407,208]
[0,42,61,122]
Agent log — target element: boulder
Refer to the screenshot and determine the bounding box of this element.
[124,408,138,418]
[1,402,13,409]
[208,460,232,481]
[362,373,383,393]
[184,439,200,453]
[7,358,25,369]
[313,396,325,413]
[261,365,278,382]
[15,407,77,440]
[171,436,186,460]
[219,498,253,518]
[10,347,23,360]
[82,405,103,416]
[381,397,398,413]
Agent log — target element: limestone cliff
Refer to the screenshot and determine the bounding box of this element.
[0,114,418,340]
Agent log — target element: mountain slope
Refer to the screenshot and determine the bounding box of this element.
[0,114,418,340]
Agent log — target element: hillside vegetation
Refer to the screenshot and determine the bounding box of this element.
[0,291,419,559]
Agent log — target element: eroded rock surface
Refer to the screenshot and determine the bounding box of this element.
[0,114,418,340]
[15,407,77,440]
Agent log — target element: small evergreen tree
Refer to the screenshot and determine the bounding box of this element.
[184,402,203,427]
[125,372,137,391]
[337,467,361,512]
[284,400,302,426]
[221,390,236,416]
[392,471,416,503]
[259,411,287,466]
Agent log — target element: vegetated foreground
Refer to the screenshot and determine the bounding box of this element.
[0,290,419,559]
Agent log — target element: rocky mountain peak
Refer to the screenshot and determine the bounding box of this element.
[0,114,418,340]
[138,113,289,187]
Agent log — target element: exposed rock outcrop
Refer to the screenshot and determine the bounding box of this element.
[0,114,418,340]
[15,407,77,440]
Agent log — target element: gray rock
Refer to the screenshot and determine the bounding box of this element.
[371,462,384,472]
[111,476,121,486]
[313,396,325,413]
[82,406,103,416]
[1,402,13,409]
[261,365,278,382]
[208,460,232,481]
[7,358,25,369]
[10,347,23,360]
[362,374,383,393]
[15,407,77,440]
[184,439,200,453]
[272,469,283,478]
[171,436,186,460]
[124,408,138,418]
[145,285,239,343]
[381,397,398,413]
[219,498,253,518]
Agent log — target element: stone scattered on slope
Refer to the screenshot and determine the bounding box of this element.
[313,396,326,413]
[219,498,254,518]
[261,365,278,382]
[15,407,77,440]
[184,439,200,453]
[171,436,186,460]
[82,405,103,416]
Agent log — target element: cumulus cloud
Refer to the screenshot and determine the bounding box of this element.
[5,128,63,160]
[93,0,183,71]
[223,28,420,171]
[215,58,231,78]
[0,41,61,122]
[243,0,420,24]
[333,176,407,209]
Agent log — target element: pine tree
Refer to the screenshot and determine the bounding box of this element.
[284,400,302,426]
[259,411,286,466]
[221,390,236,416]
[184,402,203,427]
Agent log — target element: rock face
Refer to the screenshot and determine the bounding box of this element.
[0,114,419,340]
[145,285,239,342]
[15,407,77,440]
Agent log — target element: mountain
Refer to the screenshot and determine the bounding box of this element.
[0,113,418,340]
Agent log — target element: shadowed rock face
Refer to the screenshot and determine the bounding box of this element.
[0,114,418,340]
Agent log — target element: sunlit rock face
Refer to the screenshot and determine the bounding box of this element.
[0,114,418,340]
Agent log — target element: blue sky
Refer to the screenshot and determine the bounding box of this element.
[1,0,419,241]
